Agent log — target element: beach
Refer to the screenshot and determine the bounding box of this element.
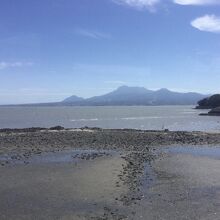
[1,0,220,218]
[1,128,220,219]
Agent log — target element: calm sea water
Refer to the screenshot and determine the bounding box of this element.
[0,106,219,132]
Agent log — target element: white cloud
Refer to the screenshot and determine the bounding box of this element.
[173,0,220,5]
[191,15,220,33]
[112,0,160,11]
[0,61,33,70]
[75,29,111,40]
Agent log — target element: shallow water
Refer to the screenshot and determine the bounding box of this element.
[0,105,220,131]
[166,146,220,159]
[0,149,118,165]
[135,146,220,220]
[0,151,127,220]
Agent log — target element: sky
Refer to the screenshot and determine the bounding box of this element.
[0,0,220,104]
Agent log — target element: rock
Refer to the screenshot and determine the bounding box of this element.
[208,107,220,116]
[49,126,65,130]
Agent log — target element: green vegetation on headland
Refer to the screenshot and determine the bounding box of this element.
[196,94,220,116]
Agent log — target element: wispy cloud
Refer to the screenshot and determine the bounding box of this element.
[75,28,111,40]
[72,63,151,77]
[173,0,220,5]
[0,61,33,70]
[191,15,220,33]
[104,80,127,84]
[112,0,161,11]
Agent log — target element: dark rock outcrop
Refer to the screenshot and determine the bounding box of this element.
[208,107,220,116]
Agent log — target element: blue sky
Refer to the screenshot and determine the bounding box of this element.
[0,0,220,104]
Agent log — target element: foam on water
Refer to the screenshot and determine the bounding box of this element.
[71,118,99,122]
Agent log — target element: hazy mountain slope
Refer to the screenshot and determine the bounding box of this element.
[62,95,84,103]
[151,89,206,105]
[63,86,207,106]
[84,86,154,105]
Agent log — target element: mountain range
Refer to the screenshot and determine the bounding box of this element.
[8,86,207,106]
[61,86,207,106]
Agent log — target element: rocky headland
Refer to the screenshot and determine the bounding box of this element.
[196,94,220,116]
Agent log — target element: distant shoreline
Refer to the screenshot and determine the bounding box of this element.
[0,86,208,107]
[0,103,197,107]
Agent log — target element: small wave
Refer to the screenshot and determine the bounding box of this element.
[182,111,197,114]
[71,118,99,122]
[121,116,163,120]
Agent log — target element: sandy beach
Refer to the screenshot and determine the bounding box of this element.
[1,128,220,219]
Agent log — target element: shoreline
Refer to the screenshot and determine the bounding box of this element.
[1,125,220,132]
[1,127,220,158]
[1,127,220,219]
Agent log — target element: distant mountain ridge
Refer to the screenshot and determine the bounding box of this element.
[5,86,208,106]
[61,86,208,106]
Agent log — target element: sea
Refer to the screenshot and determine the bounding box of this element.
[0,105,219,132]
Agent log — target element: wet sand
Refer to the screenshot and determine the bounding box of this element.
[132,147,220,220]
[1,128,220,219]
[0,152,128,220]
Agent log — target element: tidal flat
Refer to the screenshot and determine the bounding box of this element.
[0,128,220,219]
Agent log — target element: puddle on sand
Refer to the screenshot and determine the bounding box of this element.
[0,149,119,165]
[165,146,220,159]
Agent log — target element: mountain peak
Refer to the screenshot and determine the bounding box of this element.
[61,86,207,106]
[116,85,129,90]
[116,85,150,93]
[62,95,84,103]
[157,88,170,92]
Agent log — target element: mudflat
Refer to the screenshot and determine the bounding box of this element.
[0,152,128,219]
[134,149,220,220]
[1,128,220,219]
